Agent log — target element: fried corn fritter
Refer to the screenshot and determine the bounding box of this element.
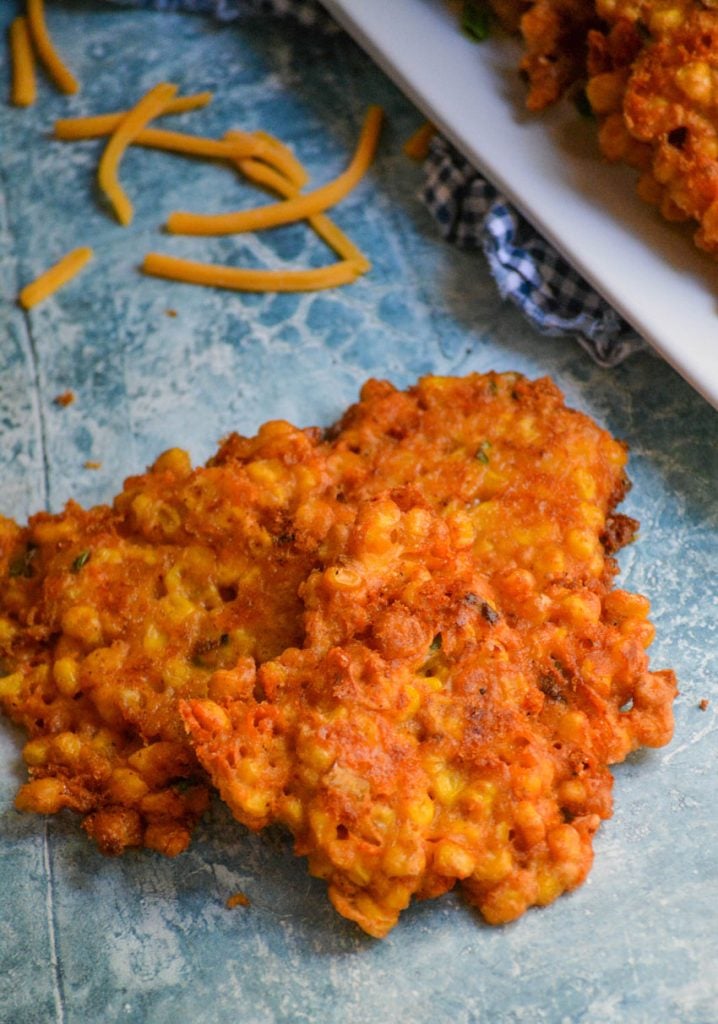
[519,0,600,111]
[183,373,675,936]
[477,0,718,260]
[0,373,675,935]
[0,423,347,855]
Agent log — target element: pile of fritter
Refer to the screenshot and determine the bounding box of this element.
[0,374,676,936]
[487,0,718,256]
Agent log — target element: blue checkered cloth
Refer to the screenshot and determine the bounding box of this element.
[103,0,645,366]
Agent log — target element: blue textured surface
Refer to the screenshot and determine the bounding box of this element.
[0,3,717,1023]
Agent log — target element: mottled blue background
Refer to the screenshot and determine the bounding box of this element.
[0,3,717,1022]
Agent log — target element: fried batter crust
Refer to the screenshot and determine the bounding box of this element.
[1,374,675,935]
[0,424,347,855]
[184,373,675,936]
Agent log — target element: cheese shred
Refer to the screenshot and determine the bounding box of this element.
[403,121,436,161]
[141,253,359,292]
[246,130,308,189]
[18,247,93,309]
[238,158,370,273]
[98,81,178,226]
[26,0,79,95]
[166,105,384,236]
[9,16,37,107]
[53,93,214,139]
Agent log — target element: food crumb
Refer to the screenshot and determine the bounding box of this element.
[165,309,178,318]
[226,891,250,909]
[83,460,102,471]
[54,391,75,407]
[699,699,710,711]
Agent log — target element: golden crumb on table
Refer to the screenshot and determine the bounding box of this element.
[226,891,251,908]
[0,374,675,935]
[54,391,75,407]
[699,698,709,711]
[83,460,102,470]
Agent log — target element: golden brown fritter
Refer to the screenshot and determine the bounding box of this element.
[0,424,347,855]
[620,12,718,253]
[184,487,674,937]
[183,373,675,937]
[518,0,600,110]
[1,373,675,934]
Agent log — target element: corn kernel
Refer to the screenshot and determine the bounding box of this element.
[535,867,564,906]
[675,63,713,105]
[242,788,272,819]
[23,738,50,766]
[560,592,602,628]
[514,800,546,847]
[558,710,589,745]
[53,657,80,697]
[547,823,582,862]
[559,779,587,807]
[567,529,596,562]
[0,618,16,644]
[108,768,149,806]
[0,671,23,699]
[434,840,476,878]
[61,605,103,646]
[408,794,435,827]
[280,795,304,829]
[472,847,513,883]
[55,733,83,762]
[16,777,67,813]
[152,447,191,477]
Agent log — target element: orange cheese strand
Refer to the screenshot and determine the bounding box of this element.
[98,82,178,226]
[117,127,260,161]
[141,253,359,292]
[18,247,93,309]
[403,121,436,161]
[53,92,213,139]
[247,130,308,189]
[238,158,370,274]
[26,0,79,95]
[167,105,384,236]
[9,17,37,107]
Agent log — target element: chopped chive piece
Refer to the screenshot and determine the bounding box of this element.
[71,549,91,573]
[430,633,442,652]
[461,1,490,42]
[8,544,38,578]
[475,440,491,464]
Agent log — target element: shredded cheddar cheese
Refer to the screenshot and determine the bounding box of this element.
[238,157,370,273]
[26,0,79,95]
[141,253,359,292]
[166,105,384,236]
[98,82,178,226]
[53,92,214,139]
[403,120,436,161]
[18,247,93,309]
[9,16,37,107]
[248,130,308,189]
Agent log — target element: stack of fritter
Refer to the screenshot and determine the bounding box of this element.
[0,374,676,936]
[488,0,718,255]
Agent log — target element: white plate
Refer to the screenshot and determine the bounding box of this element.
[320,0,718,411]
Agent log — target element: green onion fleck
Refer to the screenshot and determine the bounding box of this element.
[475,440,492,465]
[8,544,37,578]
[71,550,91,573]
[461,1,491,42]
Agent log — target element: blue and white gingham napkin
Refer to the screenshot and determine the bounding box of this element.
[104,0,645,366]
